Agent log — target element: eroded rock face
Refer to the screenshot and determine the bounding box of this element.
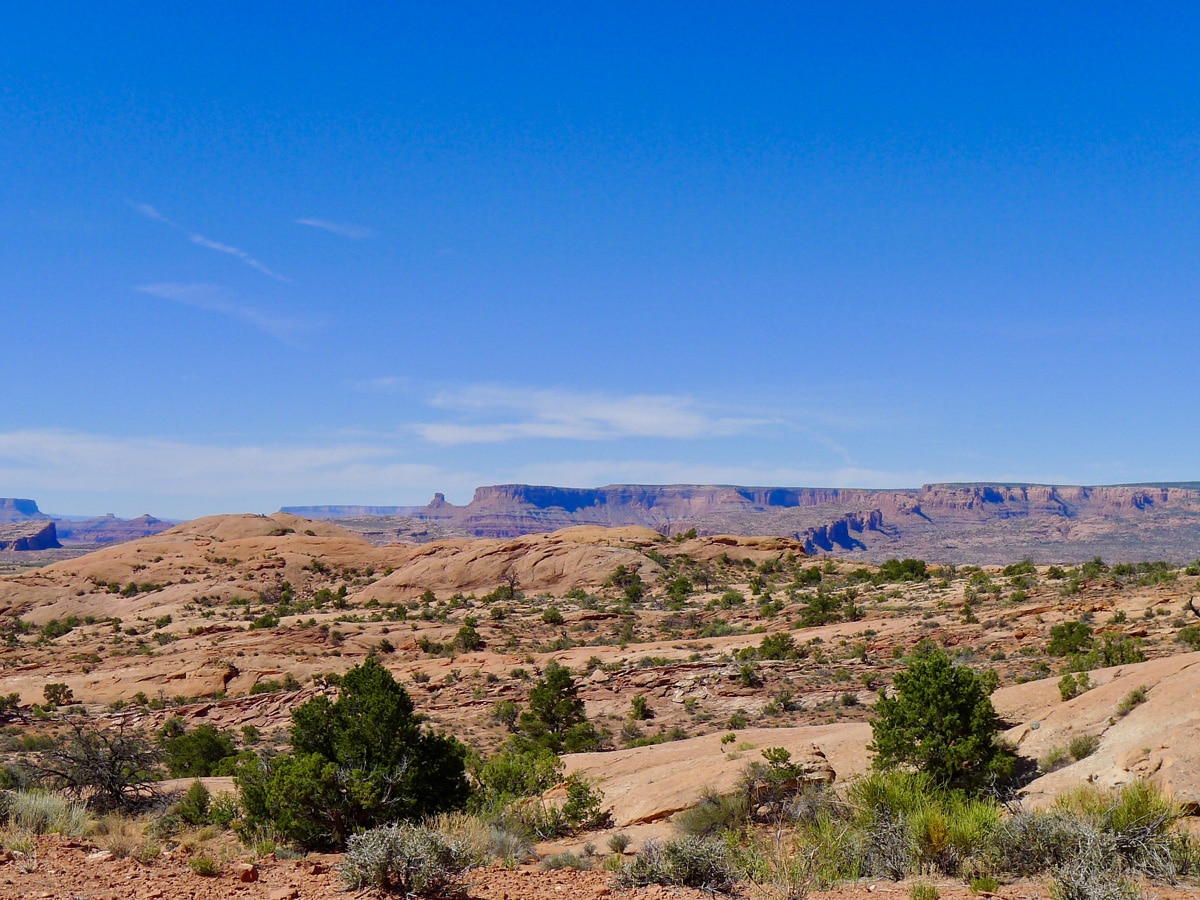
[298,481,1200,563]
[0,521,59,551]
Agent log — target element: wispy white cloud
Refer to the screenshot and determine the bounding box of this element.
[0,429,450,505]
[136,282,307,340]
[130,201,291,282]
[296,218,374,239]
[416,385,774,445]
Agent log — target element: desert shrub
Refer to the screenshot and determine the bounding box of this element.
[1055,781,1179,846]
[1039,746,1070,773]
[517,661,598,753]
[1176,625,1200,650]
[970,875,1000,893]
[1068,635,1147,672]
[208,792,238,828]
[1050,857,1140,900]
[1058,672,1093,701]
[608,832,632,854]
[541,606,564,625]
[910,882,939,900]
[491,699,520,731]
[235,657,469,849]
[163,724,237,777]
[1096,635,1147,667]
[735,747,830,824]
[706,589,742,611]
[987,782,1192,887]
[454,624,483,651]
[561,773,608,830]
[738,662,762,687]
[629,695,653,720]
[673,787,749,837]
[7,789,90,835]
[876,558,929,583]
[843,770,1002,879]
[986,809,1094,875]
[870,643,1011,792]
[906,793,1000,876]
[188,856,220,876]
[1116,686,1148,716]
[1048,621,1094,657]
[340,822,478,893]
[487,824,533,866]
[757,632,801,660]
[1068,734,1101,761]
[422,810,494,862]
[470,744,563,829]
[42,682,74,707]
[727,828,816,899]
[90,813,157,860]
[615,836,736,891]
[175,780,211,826]
[28,722,159,812]
[540,851,591,870]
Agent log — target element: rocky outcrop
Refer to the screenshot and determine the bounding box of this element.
[799,511,883,553]
[0,521,60,551]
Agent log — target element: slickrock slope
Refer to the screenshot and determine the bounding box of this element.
[357,527,808,602]
[996,651,1200,811]
[563,726,869,827]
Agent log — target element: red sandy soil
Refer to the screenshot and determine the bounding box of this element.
[3,835,1200,900]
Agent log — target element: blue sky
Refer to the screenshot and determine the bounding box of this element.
[3,4,1199,518]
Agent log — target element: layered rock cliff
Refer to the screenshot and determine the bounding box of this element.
[308,482,1200,564]
[0,521,60,551]
[0,499,47,522]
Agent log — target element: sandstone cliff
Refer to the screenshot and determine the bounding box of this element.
[307,481,1200,564]
[0,498,47,522]
[0,521,60,551]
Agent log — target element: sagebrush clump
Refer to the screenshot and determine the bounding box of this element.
[341,821,480,893]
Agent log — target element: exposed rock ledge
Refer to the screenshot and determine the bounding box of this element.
[0,521,60,551]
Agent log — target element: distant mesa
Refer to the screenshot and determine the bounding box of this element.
[0,520,60,551]
[0,499,173,551]
[283,481,1200,564]
[55,514,173,545]
[281,504,425,519]
[0,498,48,522]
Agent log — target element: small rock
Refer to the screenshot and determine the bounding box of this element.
[268,888,299,900]
[235,862,259,882]
[87,850,114,863]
